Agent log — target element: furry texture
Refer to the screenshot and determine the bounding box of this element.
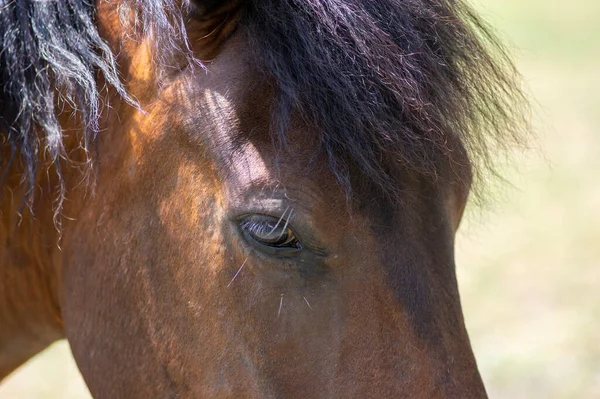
[0,0,526,210]
[1,0,124,204]
[0,0,187,211]
[243,0,527,202]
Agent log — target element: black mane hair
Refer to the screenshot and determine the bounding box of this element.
[1,0,124,203]
[0,0,190,213]
[242,0,527,202]
[0,0,526,212]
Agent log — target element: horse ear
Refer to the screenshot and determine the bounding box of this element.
[187,0,243,60]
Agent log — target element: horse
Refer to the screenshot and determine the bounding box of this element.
[0,0,525,397]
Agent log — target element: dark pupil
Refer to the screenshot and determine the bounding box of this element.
[246,220,294,246]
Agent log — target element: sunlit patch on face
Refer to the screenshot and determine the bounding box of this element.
[202,89,273,189]
[202,89,234,141]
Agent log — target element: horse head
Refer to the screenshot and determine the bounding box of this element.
[0,1,525,397]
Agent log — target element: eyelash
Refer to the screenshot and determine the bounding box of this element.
[240,217,302,249]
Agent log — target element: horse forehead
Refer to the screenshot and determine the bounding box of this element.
[200,97,319,214]
[191,57,322,190]
[198,87,270,182]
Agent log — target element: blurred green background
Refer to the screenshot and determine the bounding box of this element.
[1,0,599,397]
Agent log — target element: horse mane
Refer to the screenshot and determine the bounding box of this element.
[0,0,527,211]
[0,0,186,210]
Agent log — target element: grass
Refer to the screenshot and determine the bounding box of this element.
[1,0,599,397]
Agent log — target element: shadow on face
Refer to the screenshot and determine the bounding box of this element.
[59,3,486,398]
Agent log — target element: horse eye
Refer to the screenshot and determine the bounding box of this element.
[240,216,301,249]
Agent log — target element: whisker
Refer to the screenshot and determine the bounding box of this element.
[277,208,294,240]
[303,296,313,310]
[277,293,284,318]
[227,256,249,288]
[266,206,290,236]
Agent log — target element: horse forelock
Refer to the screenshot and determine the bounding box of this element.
[242,0,528,204]
[0,0,528,213]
